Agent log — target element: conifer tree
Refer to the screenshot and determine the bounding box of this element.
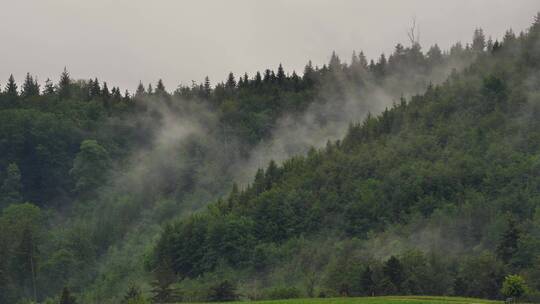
[203,76,211,98]
[383,256,404,292]
[135,81,146,98]
[472,28,486,51]
[0,163,23,208]
[496,216,521,264]
[155,79,167,97]
[254,72,262,86]
[277,63,286,83]
[5,74,18,97]
[226,72,236,88]
[58,67,71,99]
[22,73,39,98]
[361,266,375,296]
[329,51,342,71]
[358,51,368,68]
[59,286,77,304]
[90,78,101,99]
[43,78,55,95]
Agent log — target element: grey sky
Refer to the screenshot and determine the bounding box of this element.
[0,0,538,92]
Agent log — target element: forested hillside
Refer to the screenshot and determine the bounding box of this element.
[0,12,534,304]
[149,15,540,303]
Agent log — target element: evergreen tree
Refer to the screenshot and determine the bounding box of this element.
[496,216,521,264]
[150,260,179,303]
[329,51,341,71]
[263,69,272,83]
[264,160,280,190]
[147,83,153,95]
[427,44,443,66]
[43,78,55,95]
[121,284,145,304]
[58,67,71,99]
[207,280,238,302]
[277,63,286,83]
[203,76,211,97]
[5,74,18,97]
[0,163,23,208]
[59,286,77,304]
[70,140,110,194]
[254,72,262,86]
[22,73,39,98]
[14,227,38,301]
[358,51,368,68]
[351,50,359,67]
[102,82,111,108]
[123,90,131,102]
[226,72,236,89]
[303,60,315,86]
[90,78,101,99]
[135,81,146,98]
[360,266,375,296]
[472,28,486,51]
[384,256,404,292]
[155,79,167,97]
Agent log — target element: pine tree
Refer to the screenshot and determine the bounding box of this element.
[472,28,486,52]
[5,74,18,97]
[203,76,211,98]
[329,51,341,71]
[277,63,286,84]
[123,90,131,102]
[155,79,167,97]
[147,83,153,95]
[0,163,23,208]
[14,227,38,301]
[254,72,262,86]
[43,78,55,95]
[22,73,39,98]
[383,256,404,292]
[90,78,101,99]
[264,160,280,190]
[135,81,146,98]
[226,72,236,89]
[303,60,315,85]
[358,51,368,68]
[59,287,77,304]
[496,216,521,264]
[58,67,71,99]
[361,266,375,296]
[150,260,179,303]
[121,284,144,304]
[351,50,359,67]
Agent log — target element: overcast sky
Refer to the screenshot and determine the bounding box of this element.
[0,0,538,92]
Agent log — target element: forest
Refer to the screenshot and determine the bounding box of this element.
[1,13,540,304]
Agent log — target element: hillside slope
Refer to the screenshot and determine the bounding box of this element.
[151,15,540,303]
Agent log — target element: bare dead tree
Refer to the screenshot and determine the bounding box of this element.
[407,16,421,46]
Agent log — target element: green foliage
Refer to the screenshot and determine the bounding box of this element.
[150,16,540,301]
[3,14,540,304]
[207,280,238,302]
[59,287,77,304]
[70,139,110,193]
[0,163,23,208]
[501,275,528,300]
[121,284,147,304]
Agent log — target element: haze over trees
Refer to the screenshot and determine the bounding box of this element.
[1,12,540,304]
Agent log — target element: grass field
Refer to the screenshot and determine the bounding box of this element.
[188,296,500,304]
